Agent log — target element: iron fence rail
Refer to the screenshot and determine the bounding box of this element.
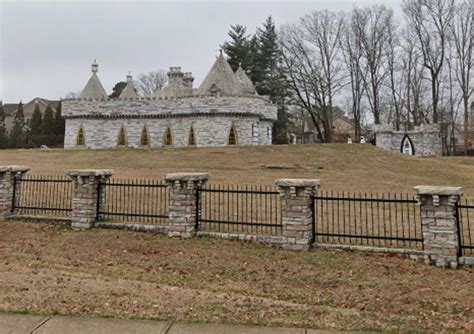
[13,175,73,217]
[197,184,282,235]
[313,191,424,249]
[97,179,169,225]
[457,200,474,256]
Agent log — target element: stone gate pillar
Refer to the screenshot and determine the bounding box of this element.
[414,186,463,269]
[67,169,113,230]
[0,166,30,220]
[164,173,209,239]
[275,179,320,250]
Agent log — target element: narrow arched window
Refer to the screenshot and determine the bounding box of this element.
[401,134,414,155]
[188,125,196,146]
[163,127,173,146]
[140,126,149,146]
[76,127,85,146]
[117,126,127,146]
[228,123,237,145]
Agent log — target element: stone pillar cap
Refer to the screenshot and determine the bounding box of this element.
[0,165,30,173]
[414,186,463,196]
[67,169,113,177]
[164,173,209,182]
[275,179,320,188]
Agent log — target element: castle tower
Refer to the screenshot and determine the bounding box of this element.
[79,61,108,99]
[119,73,138,99]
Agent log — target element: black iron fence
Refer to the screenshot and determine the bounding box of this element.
[13,175,73,217]
[313,191,424,249]
[96,179,169,225]
[457,200,474,256]
[197,184,282,235]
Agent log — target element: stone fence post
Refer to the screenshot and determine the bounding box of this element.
[164,173,209,239]
[275,179,320,250]
[414,186,463,268]
[67,169,113,230]
[0,166,30,220]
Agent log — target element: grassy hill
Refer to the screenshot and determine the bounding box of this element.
[0,144,473,196]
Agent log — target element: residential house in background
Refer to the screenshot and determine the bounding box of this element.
[294,115,358,144]
[2,98,60,134]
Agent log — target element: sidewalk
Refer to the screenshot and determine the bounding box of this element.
[0,313,355,334]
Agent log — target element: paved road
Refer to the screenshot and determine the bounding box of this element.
[0,313,356,333]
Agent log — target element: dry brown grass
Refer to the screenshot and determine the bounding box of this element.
[1,144,473,196]
[0,220,473,332]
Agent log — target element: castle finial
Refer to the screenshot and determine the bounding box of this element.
[92,59,98,73]
[126,72,133,83]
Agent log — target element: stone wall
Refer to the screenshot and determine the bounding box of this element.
[62,96,276,149]
[374,124,442,156]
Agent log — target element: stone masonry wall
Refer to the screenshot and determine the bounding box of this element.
[374,124,442,156]
[63,96,276,149]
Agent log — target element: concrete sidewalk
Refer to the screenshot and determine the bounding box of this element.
[0,313,354,334]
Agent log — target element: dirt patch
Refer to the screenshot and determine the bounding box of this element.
[0,220,473,332]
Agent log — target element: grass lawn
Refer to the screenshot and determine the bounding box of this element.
[0,144,473,196]
[0,220,473,332]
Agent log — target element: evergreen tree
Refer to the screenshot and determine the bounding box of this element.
[221,25,252,72]
[30,104,43,136]
[9,102,26,148]
[109,81,127,98]
[0,102,7,149]
[54,102,65,145]
[41,105,55,145]
[29,104,43,147]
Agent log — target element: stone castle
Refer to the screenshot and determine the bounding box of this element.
[62,53,277,149]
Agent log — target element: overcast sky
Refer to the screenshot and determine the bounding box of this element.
[0,0,402,102]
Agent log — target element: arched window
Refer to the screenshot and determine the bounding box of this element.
[76,127,85,146]
[140,126,149,146]
[163,127,173,146]
[117,126,127,146]
[228,123,237,145]
[400,134,414,155]
[188,125,196,146]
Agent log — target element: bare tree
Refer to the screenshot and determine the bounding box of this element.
[352,5,394,125]
[341,13,366,140]
[280,10,345,142]
[451,0,473,151]
[134,70,168,97]
[402,0,455,124]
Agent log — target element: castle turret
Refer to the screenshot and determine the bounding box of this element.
[79,61,108,99]
[119,73,138,99]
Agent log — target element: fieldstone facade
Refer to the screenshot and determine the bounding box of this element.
[67,169,112,230]
[63,54,277,149]
[414,186,463,268]
[374,124,441,156]
[0,166,29,219]
[275,178,320,250]
[164,173,209,239]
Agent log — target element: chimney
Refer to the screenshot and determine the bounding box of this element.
[183,72,194,88]
[167,67,184,87]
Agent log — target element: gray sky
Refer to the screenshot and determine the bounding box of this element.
[0,0,402,102]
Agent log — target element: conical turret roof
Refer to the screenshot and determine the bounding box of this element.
[119,75,138,99]
[79,62,108,99]
[235,66,256,95]
[197,52,243,96]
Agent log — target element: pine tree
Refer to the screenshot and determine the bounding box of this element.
[0,102,7,149]
[54,102,65,145]
[29,104,43,147]
[9,102,26,148]
[109,81,127,98]
[41,104,55,145]
[221,25,252,72]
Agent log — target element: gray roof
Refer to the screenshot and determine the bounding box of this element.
[119,78,138,99]
[79,73,108,99]
[196,53,244,96]
[235,66,256,95]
